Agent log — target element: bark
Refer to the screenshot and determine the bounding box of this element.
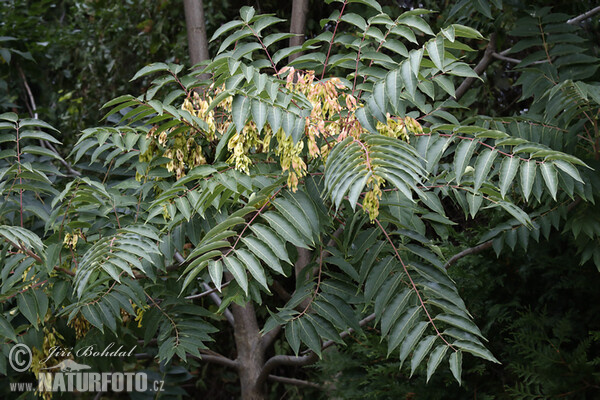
[183,0,210,75]
[289,0,310,62]
[231,302,266,400]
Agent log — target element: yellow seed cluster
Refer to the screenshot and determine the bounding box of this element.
[63,231,80,249]
[68,314,90,339]
[227,122,262,175]
[275,128,306,191]
[362,175,384,220]
[139,90,223,180]
[133,303,150,328]
[31,327,65,399]
[135,68,424,217]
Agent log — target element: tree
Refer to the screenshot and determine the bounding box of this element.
[183,0,210,69]
[1,1,599,399]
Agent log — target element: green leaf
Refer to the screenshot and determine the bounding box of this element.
[410,335,437,376]
[449,351,463,385]
[236,249,269,291]
[341,13,367,31]
[435,314,484,339]
[539,162,558,200]
[251,100,268,133]
[272,198,313,242]
[298,318,322,357]
[399,321,428,366]
[242,236,284,275]
[453,340,499,363]
[349,0,382,12]
[381,287,414,336]
[0,315,17,342]
[401,61,417,98]
[240,6,255,22]
[426,36,445,70]
[520,160,536,201]
[499,157,519,198]
[81,304,104,332]
[388,306,421,355]
[553,160,583,183]
[210,20,244,41]
[454,139,478,184]
[286,319,301,355]
[355,107,378,134]
[130,63,169,81]
[17,292,39,329]
[232,95,251,133]
[223,256,248,295]
[473,149,497,192]
[398,14,434,36]
[249,224,291,264]
[426,344,449,382]
[208,260,223,292]
[262,211,310,249]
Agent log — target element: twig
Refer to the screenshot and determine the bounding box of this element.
[443,240,493,269]
[175,251,235,326]
[267,374,324,389]
[567,6,600,24]
[256,312,376,387]
[453,34,496,102]
[444,198,582,269]
[184,281,231,300]
[491,52,522,64]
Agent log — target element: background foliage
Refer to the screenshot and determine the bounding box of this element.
[1,0,599,399]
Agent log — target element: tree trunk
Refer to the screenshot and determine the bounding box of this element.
[231,302,266,400]
[183,0,210,73]
[289,0,309,62]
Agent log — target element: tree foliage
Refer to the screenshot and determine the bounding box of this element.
[1,0,599,398]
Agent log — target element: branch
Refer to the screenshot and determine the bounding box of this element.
[567,6,600,24]
[443,240,493,269]
[453,33,496,101]
[261,325,281,352]
[175,251,234,326]
[491,52,521,64]
[267,374,324,389]
[444,199,582,269]
[202,282,235,327]
[256,312,376,387]
[137,350,239,369]
[190,352,238,369]
[184,281,230,300]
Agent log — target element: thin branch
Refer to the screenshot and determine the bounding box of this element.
[319,312,375,352]
[137,351,238,369]
[184,281,231,300]
[175,251,234,326]
[567,6,600,24]
[261,325,281,352]
[444,198,582,269]
[491,52,521,64]
[202,282,235,327]
[256,312,377,387]
[267,374,324,389]
[321,0,347,80]
[453,33,496,102]
[444,240,493,269]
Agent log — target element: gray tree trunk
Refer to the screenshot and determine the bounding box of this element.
[231,302,266,400]
[289,0,309,62]
[183,0,210,73]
